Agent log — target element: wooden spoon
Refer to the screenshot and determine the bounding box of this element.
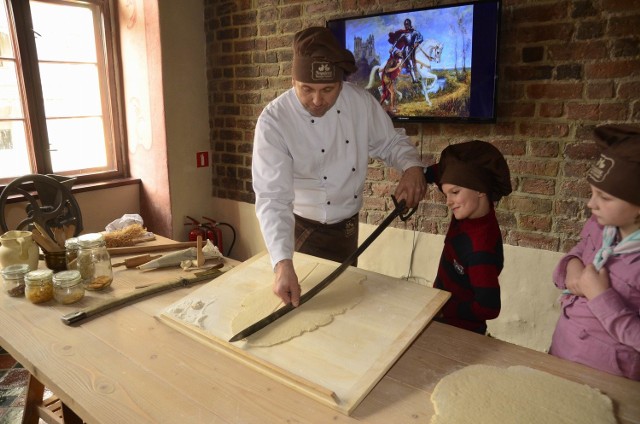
[196,235,204,267]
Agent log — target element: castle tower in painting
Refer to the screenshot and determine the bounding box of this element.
[353,34,379,66]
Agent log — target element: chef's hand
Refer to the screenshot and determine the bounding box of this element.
[273,259,301,307]
[575,264,610,300]
[394,166,427,209]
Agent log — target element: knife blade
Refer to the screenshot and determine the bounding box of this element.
[229,196,415,342]
[61,269,223,325]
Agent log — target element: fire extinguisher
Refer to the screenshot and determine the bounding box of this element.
[184,216,236,257]
[184,216,213,243]
[201,217,236,257]
[200,216,224,254]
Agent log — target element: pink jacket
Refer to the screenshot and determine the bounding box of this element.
[551,216,640,380]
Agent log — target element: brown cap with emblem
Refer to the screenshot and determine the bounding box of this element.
[587,124,640,205]
[438,140,512,202]
[292,27,357,83]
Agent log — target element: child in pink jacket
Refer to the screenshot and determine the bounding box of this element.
[550,124,640,380]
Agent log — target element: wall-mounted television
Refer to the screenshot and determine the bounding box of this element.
[327,0,501,123]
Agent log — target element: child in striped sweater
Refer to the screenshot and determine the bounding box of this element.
[424,140,512,334]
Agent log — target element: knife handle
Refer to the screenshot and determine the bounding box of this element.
[61,311,88,325]
[392,195,417,221]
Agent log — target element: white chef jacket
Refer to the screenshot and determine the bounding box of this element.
[252,82,424,269]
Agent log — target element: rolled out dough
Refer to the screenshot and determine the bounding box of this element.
[231,262,366,347]
[430,364,616,424]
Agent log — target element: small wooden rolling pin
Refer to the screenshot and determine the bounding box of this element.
[107,241,202,256]
[112,254,162,269]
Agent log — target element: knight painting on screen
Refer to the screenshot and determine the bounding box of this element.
[388,18,424,83]
[252,27,427,308]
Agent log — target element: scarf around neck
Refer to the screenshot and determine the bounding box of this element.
[593,225,640,270]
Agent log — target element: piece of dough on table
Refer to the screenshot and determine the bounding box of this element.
[231,262,366,347]
[430,364,616,424]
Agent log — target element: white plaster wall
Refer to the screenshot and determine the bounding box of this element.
[208,198,564,353]
[157,0,213,242]
[491,244,563,351]
[206,197,267,261]
[73,186,141,233]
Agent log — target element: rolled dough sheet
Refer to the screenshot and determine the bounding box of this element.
[231,262,366,347]
[430,364,617,424]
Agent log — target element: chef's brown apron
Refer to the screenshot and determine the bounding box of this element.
[294,213,359,266]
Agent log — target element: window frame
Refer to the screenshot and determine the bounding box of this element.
[2,0,127,186]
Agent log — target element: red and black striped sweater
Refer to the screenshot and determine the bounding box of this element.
[434,207,503,334]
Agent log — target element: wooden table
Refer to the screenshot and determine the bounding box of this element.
[0,245,638,423]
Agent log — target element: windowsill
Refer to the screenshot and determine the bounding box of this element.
[2,177,142,204]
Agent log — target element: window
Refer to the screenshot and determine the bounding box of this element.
[0,0,126,185]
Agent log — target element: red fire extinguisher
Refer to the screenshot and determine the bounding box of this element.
[201,216,224,254]
[184,216,223,254]
[184,216,236,257]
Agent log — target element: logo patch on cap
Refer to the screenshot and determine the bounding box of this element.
[588,154,614,182]
[312,62,334,80]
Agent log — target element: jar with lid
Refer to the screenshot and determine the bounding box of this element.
[1,263,30,297]
[64,237,79,270]
[53,270,85,304]
[77,233,113,291]
[25,269,54,304]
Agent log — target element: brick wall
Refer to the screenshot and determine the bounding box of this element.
[204,0,640,253]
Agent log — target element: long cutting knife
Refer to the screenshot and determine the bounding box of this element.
[229,196,416,342]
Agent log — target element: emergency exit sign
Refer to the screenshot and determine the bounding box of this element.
[196,151,209,168]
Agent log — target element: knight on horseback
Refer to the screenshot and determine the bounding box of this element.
[388,18,423,83]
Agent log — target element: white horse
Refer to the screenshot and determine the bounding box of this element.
[410,39,444,106]
[366,39,444,106]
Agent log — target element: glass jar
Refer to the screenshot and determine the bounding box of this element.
[1,263,30,297]
[53,270,85,304]
[25,269,54,304]
[77,233,113,291]
[65,237,80,270]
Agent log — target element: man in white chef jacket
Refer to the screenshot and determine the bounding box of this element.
[252,27,427,307]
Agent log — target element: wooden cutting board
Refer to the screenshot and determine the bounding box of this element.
[158,252,449,415]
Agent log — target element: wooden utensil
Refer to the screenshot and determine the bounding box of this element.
[112,254,162,269]
[31,225,64,252]
[196,235,204,267]
[107,241,202,256]
[52,226,66,248]
[63,223,76,240]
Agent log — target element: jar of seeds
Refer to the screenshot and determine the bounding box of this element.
[77,233,113,291]
[64,237,79,270]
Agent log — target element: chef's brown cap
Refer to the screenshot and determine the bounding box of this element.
[438,140,512,202]
[587,124,640,205]
[292,27,357,83]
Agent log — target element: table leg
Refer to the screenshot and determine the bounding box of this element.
[22,374,83,424]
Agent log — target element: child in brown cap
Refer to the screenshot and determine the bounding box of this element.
[550,124,640,380]
[424,140,512,334]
